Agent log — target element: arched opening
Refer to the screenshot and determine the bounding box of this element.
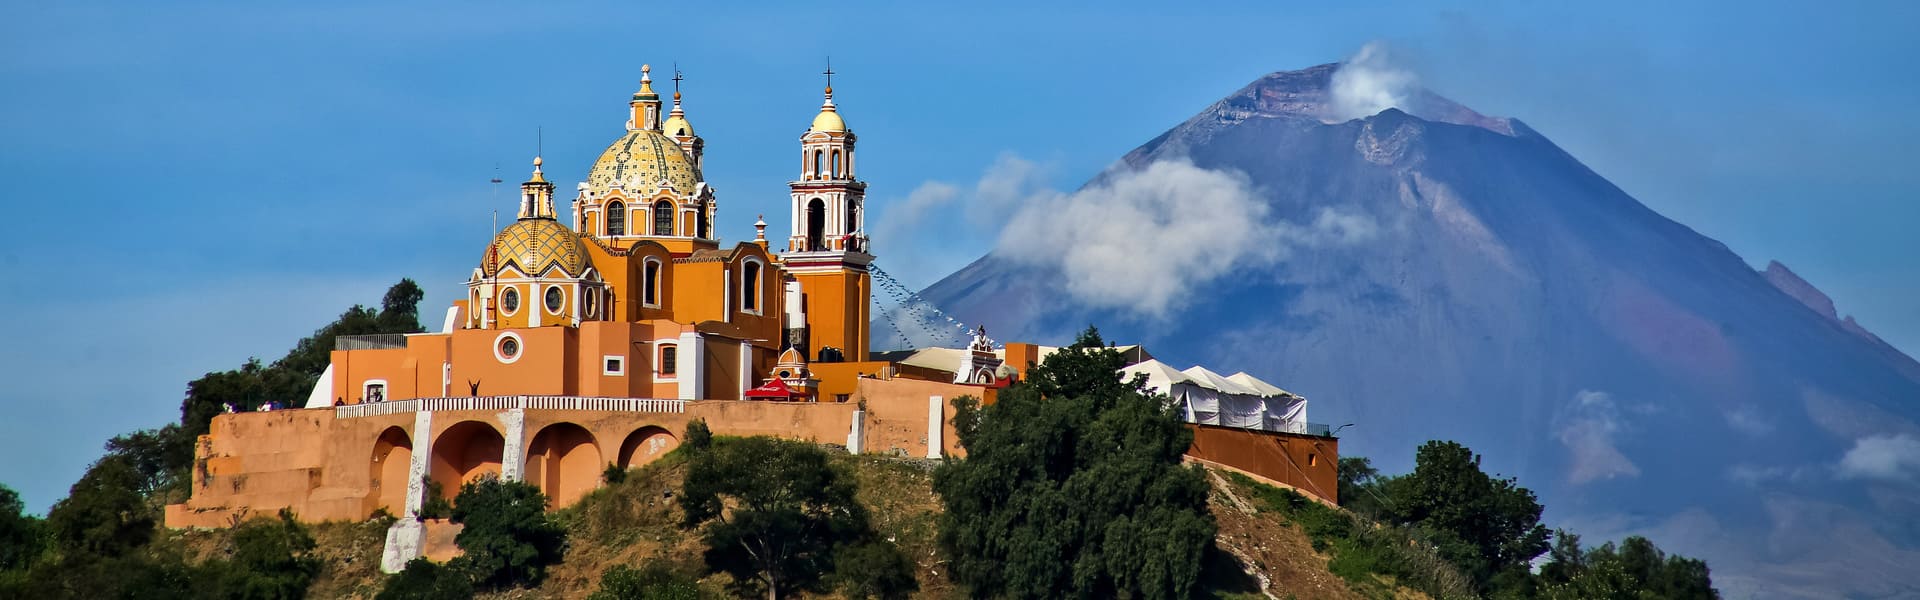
[696,200,711,239]
[618,426,679,469]
[813,150,824,179]
[429,421,504,502]
[830,149,841,179]
[607,201,626,235]
[846,201,858,236]
[525,423,601,508]
[643,259,661,306]
[742,261,762,312]
[653,200,674,236]
[368,426,412,517]
[806,198,825,251]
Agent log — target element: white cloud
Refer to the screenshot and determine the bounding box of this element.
[990,158,1374,317]
[1837,433,1920,482]
[1557,389,1641,484]
[1326,41,1419,123]
[1725,405,1776,436]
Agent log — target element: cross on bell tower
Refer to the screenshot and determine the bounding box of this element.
[779,62,872,363]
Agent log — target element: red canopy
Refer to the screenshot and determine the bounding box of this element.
[743,379,798,400]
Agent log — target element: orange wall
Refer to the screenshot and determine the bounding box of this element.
[1185,425,1339,504]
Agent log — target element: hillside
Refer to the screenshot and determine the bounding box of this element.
[169,451,1429,599]
[907,63,1920,598]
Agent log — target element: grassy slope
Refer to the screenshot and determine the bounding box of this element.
[190,450,1432,599]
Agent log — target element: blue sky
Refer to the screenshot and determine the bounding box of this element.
[1,1,1915,513]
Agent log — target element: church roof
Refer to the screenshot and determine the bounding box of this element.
[480,218,591,278]
[587,129,699,196]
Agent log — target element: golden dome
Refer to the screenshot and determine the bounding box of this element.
[586,129,699,195]
[481,218,591,278]
[811,86,847,132]
[664,96,695,137]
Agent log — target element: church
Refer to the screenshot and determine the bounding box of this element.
[164,65,1340,572]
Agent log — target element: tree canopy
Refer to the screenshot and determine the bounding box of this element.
[933,326,1216,599]
[449,475,567,590]
[1383,440,1551,591]
[679,434,911,600]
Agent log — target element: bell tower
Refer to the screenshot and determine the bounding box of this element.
[781,66,871,363]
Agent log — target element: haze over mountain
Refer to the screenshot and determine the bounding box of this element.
[893,60,1920,599]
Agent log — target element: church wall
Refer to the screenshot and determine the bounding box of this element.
[331,348,418,405]
[449,326,577,397]
[852,377,971,458]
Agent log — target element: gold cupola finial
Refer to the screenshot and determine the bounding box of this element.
[638,64,655,95]
[630,64,663,132]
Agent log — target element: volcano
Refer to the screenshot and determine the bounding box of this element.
[902,64,1920,599]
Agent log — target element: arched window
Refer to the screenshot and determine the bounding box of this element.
[606,201,626,235]
[806,198,825,251]
[813,150,824,179]
[846,201,858,236]
[653,200,673,235]
[830,149,841,179]
[643,259,661,307]
[696,200,711,239]
[741,261,762,312]
[659,345,678,376]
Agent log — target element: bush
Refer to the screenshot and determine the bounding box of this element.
[680,437,869,599]
[449,475,566,590]
[587,562,704,600]
[197,509,321,599]
[832,539,918,600]
[604,462,629,485]
[376,557,473,600]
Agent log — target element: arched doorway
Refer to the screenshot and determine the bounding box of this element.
[526,423,601,508]
[618,426,680,469]
[369,426,412,517]
[806,198,825,250]
[429,421,504,502]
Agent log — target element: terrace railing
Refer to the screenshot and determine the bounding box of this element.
[335,396,687,419]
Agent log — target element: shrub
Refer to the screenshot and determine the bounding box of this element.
[832,540,918,600]
[375,557,473,600]
[450,475,566,590]
[197,509,321,599]
[587,562,703,600]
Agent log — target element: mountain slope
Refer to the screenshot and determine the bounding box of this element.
[907,64,1920,599]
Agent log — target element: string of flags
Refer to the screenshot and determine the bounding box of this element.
[869,263,996,351]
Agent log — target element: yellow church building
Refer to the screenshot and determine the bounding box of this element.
[165,65,1340,572]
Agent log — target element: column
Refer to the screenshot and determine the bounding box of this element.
[499,407,526,482]
[678,332,705,400]
[927,395,944,459]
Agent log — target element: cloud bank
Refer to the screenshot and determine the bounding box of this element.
[1327,41,1419,123]
[1557,389,1641,484]
[1838,433,1920,482]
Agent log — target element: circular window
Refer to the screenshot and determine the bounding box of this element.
[494,332,524,364]
[545,286,564,314]
[501,288,521,315]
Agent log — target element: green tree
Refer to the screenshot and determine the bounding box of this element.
[105,425,196,512]
[449,475,566,590]
[46,454,154,557]
[678,437,869,600]
[684,418,713,452]
[1540,535,1717,600]
[197,510,321,599]
[375,557,474,600]
[587,562,705,600]
[0,484,44,571]
[1336,455,1389,516]
[933,326,1216,600]
[832,539,918,600]
[1385,441,1550,591]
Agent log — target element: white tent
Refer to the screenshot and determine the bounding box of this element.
[1228,371,1307,428]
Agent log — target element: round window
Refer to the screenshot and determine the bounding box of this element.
[584,292,597,318]
[545,286,564,313]
[501,288,520,314]
[499,337,519,358]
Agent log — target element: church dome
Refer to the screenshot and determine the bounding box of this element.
[810,86,847,133]
[586,129,699,196]
[481,218,591,278]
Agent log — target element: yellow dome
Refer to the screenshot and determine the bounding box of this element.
[586,129,699,195]
[810,110,846,133]
[481,218,591,278]
[811,86,847,132]
[663,114,694,138]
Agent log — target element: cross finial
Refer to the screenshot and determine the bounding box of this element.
[672,62,684,93]
[823,57,834,89]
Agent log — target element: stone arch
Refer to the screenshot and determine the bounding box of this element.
[618,426,680,469]
[429,420,504,501]
[526,422,601,508]
[368,426,412,517]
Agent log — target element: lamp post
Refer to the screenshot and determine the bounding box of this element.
[1331,423,1355,436]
